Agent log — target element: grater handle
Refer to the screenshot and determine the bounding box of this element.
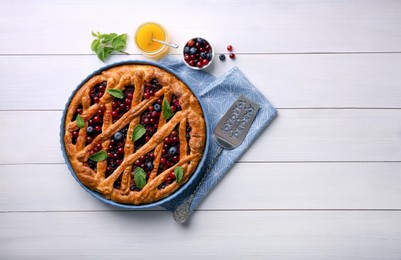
[173,146,224,223]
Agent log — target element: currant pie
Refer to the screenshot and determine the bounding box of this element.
[63,63,206,205]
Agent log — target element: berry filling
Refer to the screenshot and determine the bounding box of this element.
[71,130,79,145]
[85,106,105,145]
[158,127,180,176]
[111,86,134,123]
[186,122,192,155]
[72,104,83,121]
[158,169,178,190]
[134,99,163,150]
[142,78,162,100]
[129,150,155,191]
[114,175,122,189]
[164,95,182,124]
[105,126,128,177]
[71,104,83,144]
[170,95,182,114]
[90,81,107,105]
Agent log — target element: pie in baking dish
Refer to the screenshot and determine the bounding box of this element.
[63,64,206,205]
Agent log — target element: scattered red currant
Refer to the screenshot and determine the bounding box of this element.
[229,53,236,59]
[227,45,233,52]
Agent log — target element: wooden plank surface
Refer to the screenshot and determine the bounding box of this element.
[1,163,401,212]
[1,0,401,258]
[1,0,400,54]
[1,211,401,259]
[1,109,401,164]
[1,54,401,110]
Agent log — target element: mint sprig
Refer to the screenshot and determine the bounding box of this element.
[76,114,85,128]
[107,88,124,99]
[162,99,174,120]
[132,124,146,142]
[89,150,108,162]
[174,166,184,183]
[91,31,128,62]
[134,167,147,189]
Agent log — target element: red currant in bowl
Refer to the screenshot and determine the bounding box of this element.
[182,37,214,70]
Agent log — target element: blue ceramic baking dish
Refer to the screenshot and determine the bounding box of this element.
[60,60,210,209]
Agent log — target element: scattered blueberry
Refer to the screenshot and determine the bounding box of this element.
[189,47,197,55]
[200,52,206,58]
[86,126,94,133]
[153,104,161,111]
[219,54,226,61]
[114,132,123,141]
[169,146,177,155]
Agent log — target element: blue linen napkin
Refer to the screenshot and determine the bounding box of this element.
[158,56,278,212]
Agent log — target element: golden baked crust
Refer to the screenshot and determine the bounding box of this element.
[63,64,206,205]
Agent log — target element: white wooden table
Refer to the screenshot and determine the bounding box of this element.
[1,0,401,259]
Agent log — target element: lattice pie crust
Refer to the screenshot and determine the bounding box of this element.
[63,64,206,205]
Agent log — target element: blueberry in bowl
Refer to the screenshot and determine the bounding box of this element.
[182,37,214,70]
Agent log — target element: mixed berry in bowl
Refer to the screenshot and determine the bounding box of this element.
[182,37,214,70]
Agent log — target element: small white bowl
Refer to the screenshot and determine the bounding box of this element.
[182,37,214,70]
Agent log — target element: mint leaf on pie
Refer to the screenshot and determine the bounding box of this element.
[89,150,108,162]
[132,124,146,141]
[174,166,184,183]
[162,99,174,120]
[134,167,147,189]
[76,114,85,128]
[107,88,124,99]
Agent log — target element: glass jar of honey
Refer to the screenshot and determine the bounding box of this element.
[134,22,170,59]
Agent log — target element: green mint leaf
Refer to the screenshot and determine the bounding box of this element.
[162,99,174,120]
[95,45,106,62]
[174,166,184,183]
[132,124,146,142]
[76,114,85,128]
[91,32,128,62]
[102,33,118,43]
[91,39,100,51]
[89,150,108,162]
[107,88,124,99]
[103,46,114,60]
[134,167,147,189]
[111,34,127,51]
